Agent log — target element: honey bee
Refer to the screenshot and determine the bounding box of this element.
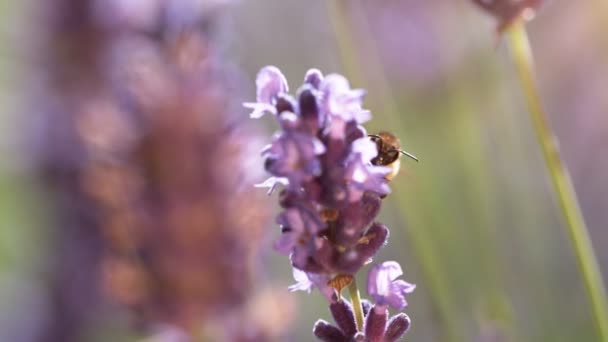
[369,131,418,181]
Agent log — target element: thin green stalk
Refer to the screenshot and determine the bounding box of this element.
[506,22,608,341]
[348,279,365,332]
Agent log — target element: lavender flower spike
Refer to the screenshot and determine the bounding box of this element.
[247,66,417,339]
[367,261,416,311]
[244,66,289,118]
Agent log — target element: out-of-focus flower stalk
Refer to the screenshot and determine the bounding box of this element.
[506,22,608,341]
[32,1,290,340]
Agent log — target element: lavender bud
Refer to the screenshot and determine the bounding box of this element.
[274,206,323,259]
[345,121,367,144]
[330,300,358,337]
[313,320,348,342]
[384,313,412,342]
[298,86,323,134]
[278,111,300,131]
[304,68,324,89]
[275,94,297,116]
[364,305,388,342]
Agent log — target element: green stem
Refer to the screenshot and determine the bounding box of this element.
[506,22,608,341]
[348,279,365,331]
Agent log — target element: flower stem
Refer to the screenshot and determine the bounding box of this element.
[348,278,364,331]
[506,22,608,341]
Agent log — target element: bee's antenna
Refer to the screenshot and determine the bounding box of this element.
[398,149,419,162]
[368,134,382,139]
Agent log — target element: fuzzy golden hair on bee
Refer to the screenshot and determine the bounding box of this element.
[369,131,418,181]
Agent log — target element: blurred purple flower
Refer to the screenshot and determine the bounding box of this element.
[34,0,295,340]
[367,261,416,311]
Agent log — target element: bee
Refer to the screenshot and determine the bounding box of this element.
[369,131,418,181]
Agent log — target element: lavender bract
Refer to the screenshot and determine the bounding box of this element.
[247,66,415,341]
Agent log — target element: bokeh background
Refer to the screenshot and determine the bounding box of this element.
[1,0,608,341]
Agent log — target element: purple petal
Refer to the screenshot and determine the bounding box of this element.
[274,207,319,256]
[381,261,404,281]
[291,242,315,269]
[367,261,415,310]
[320,74,369,124]
[263,131,326,186]
[243,102,275,119]
[351,137,378,163]
[344,155,390,202]
[393,279,416,294]
[254,177,289,195]
[273,231,297,254]
[344,138,391,201]
[303,68,324,89]
[288,268,314,293]
[354,109,371,124]
[289,269,334,302]
[256,65,288,104]
[276,208,306,233]
[385,292,407,311]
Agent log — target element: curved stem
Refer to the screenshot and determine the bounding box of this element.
[506,22,608,341]
[348,279,364,331]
